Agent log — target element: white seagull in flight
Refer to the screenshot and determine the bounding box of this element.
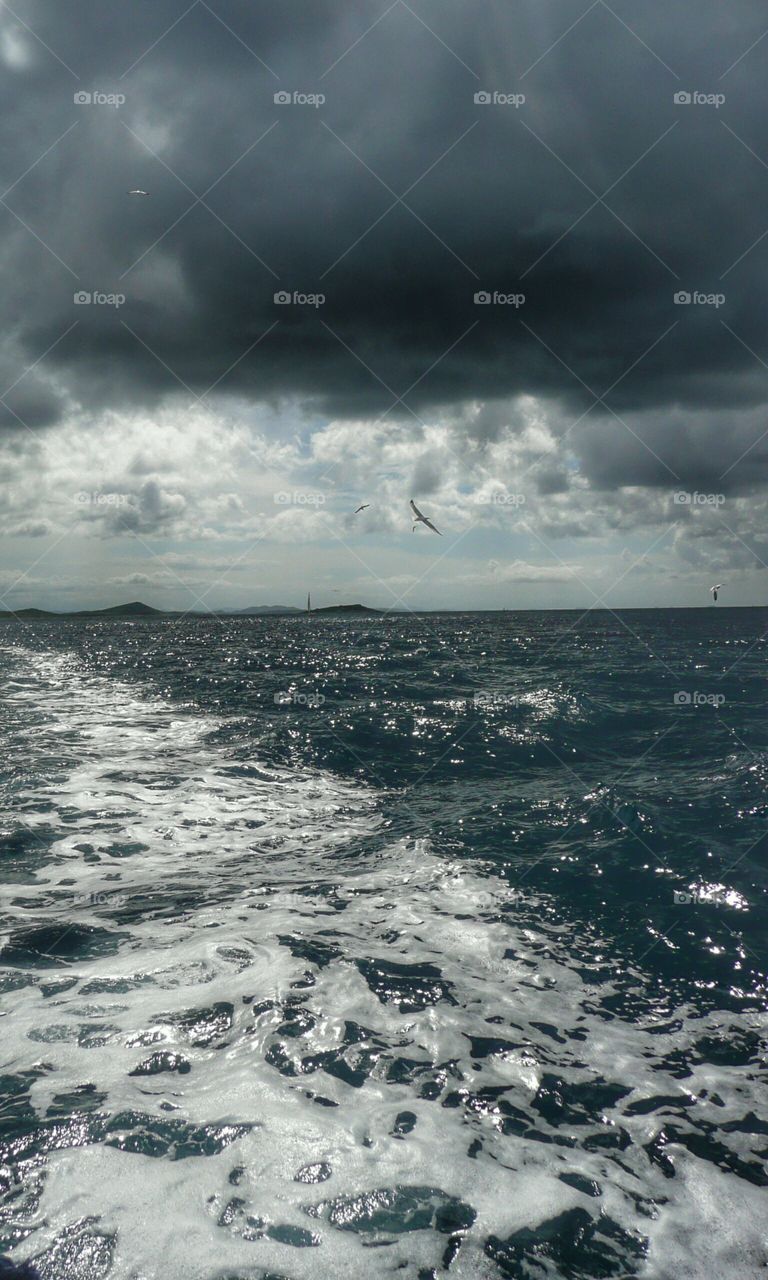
[410,499,442,535]
[127,189,149,197]
[710,583,724,602]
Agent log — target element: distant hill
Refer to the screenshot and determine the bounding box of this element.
[4,607,57,618]
[0,599,383,620]
[74,601,164,617]
[0,600,164,620]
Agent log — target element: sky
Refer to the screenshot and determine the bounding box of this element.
[1,0,768,611]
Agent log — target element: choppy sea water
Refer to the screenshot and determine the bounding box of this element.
[0,609,766,1280]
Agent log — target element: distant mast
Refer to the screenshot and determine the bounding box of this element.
[307,592,311,614]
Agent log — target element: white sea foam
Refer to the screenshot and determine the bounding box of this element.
[0,644,766,1279]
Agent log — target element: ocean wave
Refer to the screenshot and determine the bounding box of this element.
[0,641,766,1279]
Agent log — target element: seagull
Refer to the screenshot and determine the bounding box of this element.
[127,189,149,197]
[410,498,442,535]
[354,503,370,514]
[710,583,724,602]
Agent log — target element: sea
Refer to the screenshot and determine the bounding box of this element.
[0,608,766,1280]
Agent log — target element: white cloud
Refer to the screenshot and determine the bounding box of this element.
[0,390,765,609]
[0,18,34,70]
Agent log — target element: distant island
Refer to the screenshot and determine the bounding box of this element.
[0,600,383,619]
[310,603,381,614]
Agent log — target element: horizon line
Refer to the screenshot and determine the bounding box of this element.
[0,599,765,618]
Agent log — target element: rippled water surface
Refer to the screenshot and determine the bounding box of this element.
[0,610,766,1279]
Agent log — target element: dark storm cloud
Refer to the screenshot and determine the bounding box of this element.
[3,0,768,490]
[574,403,768,494]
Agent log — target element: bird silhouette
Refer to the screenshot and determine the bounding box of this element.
[410,499,442,535]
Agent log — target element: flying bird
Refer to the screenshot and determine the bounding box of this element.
[354,504,370,514]
[127,189,149,197]
[710,584,724,602]
[410,499,442,535]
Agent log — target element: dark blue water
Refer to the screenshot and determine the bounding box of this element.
[0,610,766,1279]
